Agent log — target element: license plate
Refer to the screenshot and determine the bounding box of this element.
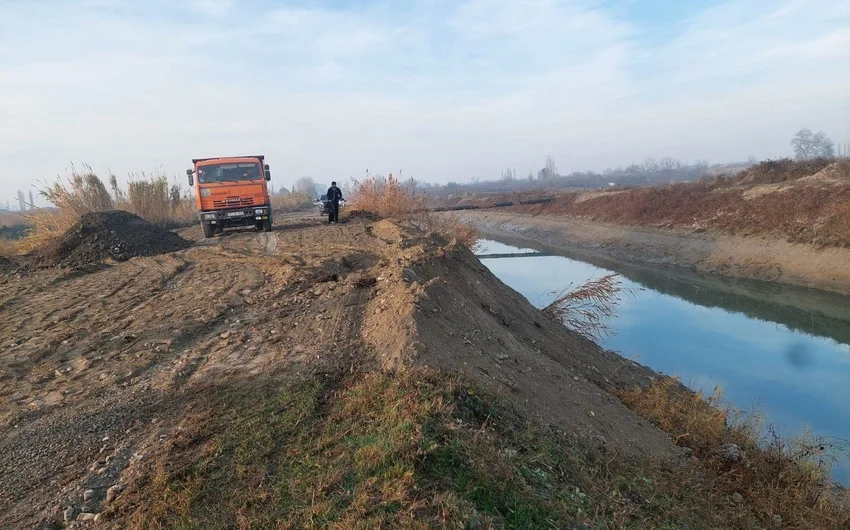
[226,211,244,217]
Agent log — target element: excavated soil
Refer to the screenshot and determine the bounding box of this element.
[0,213,682,529]
[26,211,190,270]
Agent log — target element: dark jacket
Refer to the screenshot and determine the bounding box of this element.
[326,185,343,204]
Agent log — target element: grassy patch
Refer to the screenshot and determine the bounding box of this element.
[618,377,850,529]
[109,370,849,529]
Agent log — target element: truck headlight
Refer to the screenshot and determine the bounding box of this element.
[254,208,265,215]
[203,213,216,220]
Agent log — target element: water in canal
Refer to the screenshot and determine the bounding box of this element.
[476,238,850,484]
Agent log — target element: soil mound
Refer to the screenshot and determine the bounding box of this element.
[358,223,682,462]
[29,210,191,269]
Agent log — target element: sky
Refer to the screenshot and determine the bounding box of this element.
[1,0,849,202]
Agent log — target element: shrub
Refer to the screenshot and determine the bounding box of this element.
[349,174,478,247]
[348,173,429,220]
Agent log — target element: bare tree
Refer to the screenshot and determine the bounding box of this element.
[543,155,558,183]
[17,190,26,211]
[27,190,35,210]
[813,131,835,157]
[295,176,317,197]
[501,167,516,181]
[640,157,659,175]
[792,128,835,159]
[658,157,680,172]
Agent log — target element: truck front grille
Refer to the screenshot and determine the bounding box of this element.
[213,197,255,208]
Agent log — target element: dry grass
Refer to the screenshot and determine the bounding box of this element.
[270,191,313,212]
[104,369,849,529]
[126,174,195,228]
[348,174,429,220]
[504,158,850,248]
[543,273,632,341]
[8,169,196,254]
[618,377,850,529]
[349,174,478,248]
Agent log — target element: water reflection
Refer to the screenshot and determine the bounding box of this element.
[477,239,850,484]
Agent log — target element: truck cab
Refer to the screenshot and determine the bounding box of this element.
[186,155,273,238]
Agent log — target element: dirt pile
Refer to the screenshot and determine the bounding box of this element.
[28,210,191,269]
[359,222,680,461]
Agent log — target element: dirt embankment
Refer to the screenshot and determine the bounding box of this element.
[448,159,850,295]
[0,211,687,529]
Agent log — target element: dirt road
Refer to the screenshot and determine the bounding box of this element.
[456,210,850,296]
[0,212,685,528]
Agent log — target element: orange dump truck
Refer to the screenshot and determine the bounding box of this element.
[186,155,273,238]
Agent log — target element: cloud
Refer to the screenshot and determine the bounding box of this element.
[0,0,848,198]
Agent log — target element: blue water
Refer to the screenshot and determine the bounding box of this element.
[477,239,850,484]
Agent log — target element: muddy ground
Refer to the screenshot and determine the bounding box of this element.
[0,212,684,529]
[456,210,850,297]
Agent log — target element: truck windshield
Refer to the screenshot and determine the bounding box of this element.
[198,163,261,183]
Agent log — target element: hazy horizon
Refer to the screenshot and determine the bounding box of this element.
[1,0,848,205]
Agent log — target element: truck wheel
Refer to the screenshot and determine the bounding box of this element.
[262,216,273,232]
[202,222,215,238]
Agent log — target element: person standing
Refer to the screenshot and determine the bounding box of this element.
[326,181,343,223]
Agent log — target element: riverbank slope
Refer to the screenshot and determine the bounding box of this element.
[458,209,850,296]
[447,158,850,295]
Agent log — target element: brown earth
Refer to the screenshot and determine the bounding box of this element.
[24,211,191,270]
[0,212,684,529]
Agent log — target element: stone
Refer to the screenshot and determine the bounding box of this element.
[106,484,122,503]
[63,506,75,522]
[77,512,97,522]
[718,443,745,464]
[731,492,744,504]
[83,489,94,502]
